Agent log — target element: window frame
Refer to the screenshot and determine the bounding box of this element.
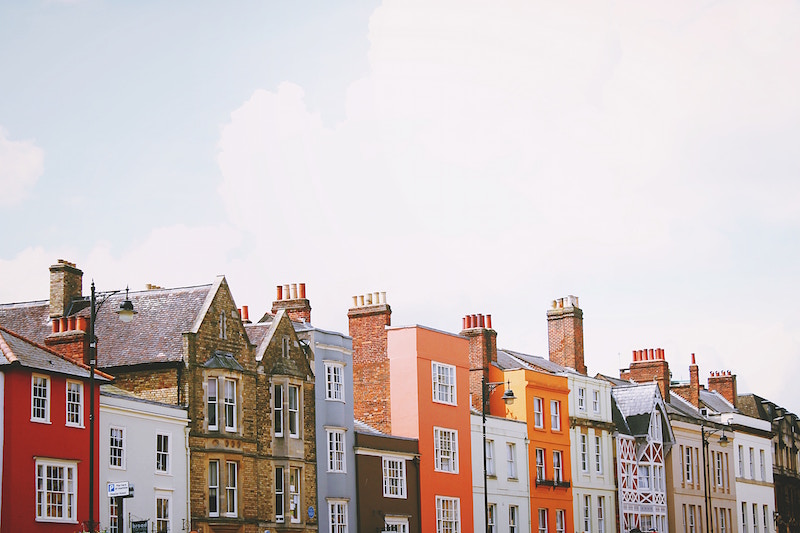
[225,461,238,517]
[275,466,285,523]
[288,384,300,438]
[223,378,237,432]
[539,508,549,533]
[207,377,219,431]
[435,496,460,533]
[553,450,563,482]
[534,397,544,428]
[109,495,121,533]
[486,439,496,477]
[289,466,301,523]
[325,361,345,401]
[577,387,586,411]
[583,495,592,533]
[556,509,566,533]
[597,496,605,533]
[488,503,497,533]
[65,380,83,427]
[209,459,220,517]
[592,390,600,413]
[509,505,519,533]
[327,428,346,473]
[551,400,561,431]
[431,361,457,405]
[35,458,77,522]
[274,383,284,437]
[434,427,459,473]
[382,456,407,498]
[595,435,603,474]
[155,433,171,475]
[535,448,546,481]
[507,442,518,479]
[31,373,51,423]
[580,434,588,472]
[109,425,126,470]
[329,499,348,533]
[155,491,171,533]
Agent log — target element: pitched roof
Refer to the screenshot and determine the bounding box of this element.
[700,389,736,414]
[498,349,574,374]
[0,325,109,380]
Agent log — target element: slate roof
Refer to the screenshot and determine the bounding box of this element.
[354,419,385,436]
[0,284,214,369]
[699,389,736,414]
[0,325,109,381]
[498,348,576,374]
[204,351,244,371]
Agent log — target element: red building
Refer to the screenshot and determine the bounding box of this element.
[0,324,109,533]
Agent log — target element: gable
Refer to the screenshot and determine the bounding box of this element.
[193,277,253,370]
[257,310,313,379]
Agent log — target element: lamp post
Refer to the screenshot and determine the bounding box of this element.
[87,282,136,532]
[701,424,729,533]
[481,377,516,533]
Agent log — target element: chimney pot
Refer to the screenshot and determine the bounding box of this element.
[486,314,492,329]
[60,317,68,332]
[352,296,358,307]
[243,306,249,320]
[68,316,76,331]
[52,320,60,334]
[479,314,485,328]
[462,316,467,330]
[366,293,373,305]
[299,283,306,299]
[552,300,558,309]
[632,350,637,362]
[649,348,655,360]
[290,283,297,299]
[359,295,365,306]
[380,291,386,304]
[283,284,290,300]
[691,353,696,365]
[77,316,87,331]
[276,285,283,300]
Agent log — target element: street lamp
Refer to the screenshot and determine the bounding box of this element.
[481,377,516,533]
[88,282,136,532]
[701,424,729,533]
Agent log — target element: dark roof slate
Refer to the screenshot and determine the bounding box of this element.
[0,325,104,380]
[204,351,244,371]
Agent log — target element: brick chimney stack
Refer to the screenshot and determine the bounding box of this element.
[49,260,83,318]
[621,348,671,402]
[547,295,587,375]
[460,313,498,411]
[708,370,737,408]
[671,353,702,408]
[271,283,311,323]
[45,314,89,365]
[349,292,392,434]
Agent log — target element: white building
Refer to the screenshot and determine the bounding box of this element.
[719,412,776,533]
[471,411,531,533]
[99,385,189,533]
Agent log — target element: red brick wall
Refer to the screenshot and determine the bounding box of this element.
[621,349,670,401]
[349,303,391,433]
[44,330,88,366]
[708,371,737,408]
[547,304,587,375]
[461,326,497,410]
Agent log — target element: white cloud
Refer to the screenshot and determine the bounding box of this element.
[0,127,44,207]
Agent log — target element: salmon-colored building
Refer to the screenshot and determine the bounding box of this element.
[387,324,475,533]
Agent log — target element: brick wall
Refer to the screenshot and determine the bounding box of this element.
[349,297,392,434]
[271,283,312,323]
[708,371,737,408]
[621,349,670,401]
[547,297,587,375]
[460,314,497,411]
[113,367,181,404]
[49,260,82,318]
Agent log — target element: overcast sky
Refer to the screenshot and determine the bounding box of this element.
[1,0,798,412]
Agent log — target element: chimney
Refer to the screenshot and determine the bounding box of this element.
[271,283,311,323]
[670,353,701,408]
[45,311,89,365]
[349,291,392,433]
[708,370,737,408]
[547,295,587,374]
[49,260,83,318]
[460,313,498,411]
[621,347,670,401]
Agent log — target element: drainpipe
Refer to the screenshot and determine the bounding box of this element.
[185,423,191,531]
[525,437,531,533]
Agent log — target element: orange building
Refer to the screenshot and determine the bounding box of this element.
[387,324,475,533]
[505,366,574,533]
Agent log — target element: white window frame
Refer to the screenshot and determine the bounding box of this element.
[155,491,171,533]
[109,425,126,469]
[382,456,407,498]
[750,447,756,479]
[556,509,566,533]
[509,505,519,533]
[329,499,348,533]
[109,495,121,533]
[431,361,457,405]
[639,464,651,490]
[583,495,592,533]
[434,427,459,473]
[580,435,588,472]
[536,448,546,481]
[551,400,561,431]
[290,467,301,523]
[209,460,220,518]
[224,378,237,432]
[742,503,748,533]
[553,450,563,482]
[760,449,766,480]
[226,461,238,517]
[539,508,549,533]
[595,435,603,474]
[597,496,605,533]
[716,452,724,487]
[435,496,460,533]
[685,446,694,483]
[763,505,770,533]
[488,503,497,533]
[207,377,219,431]
[739,445,745,477]
[35,458,77,522]
[577,387,586,411]
[534,397,544,428]
[156,433,171,475]
[275,466,284,522]
[288,384,300,438]
[325,362,345,401]
[65,380,83,427]
[274,383,284,437]
[486,439,496,477]
[32,373,50,423]
[753,504,759,533]
[592,390,600,413]
[507,442,518,479]
[327,428,346,473]
[385,516,410,532]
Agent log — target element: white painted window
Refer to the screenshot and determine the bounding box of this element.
[551,400,561,430]
[382,456,407,498]
[598,496,605,533]
[721,509,728,533]
[577,387,586,411]
[434,427,459,473]
[274,384,284,436]
[739,445,745,477]
[436,496,460,533]
[488,503,496,533]
[583,495,591,533]
[32,374,50,422]
[509,505,519,533]
[288,384,300,438]
[595,436,603,473]
[327,429,346,473]
[35,459,77,522]
[553,450,563,482]
[556,510,566,533]
[763,505,770,533]
[385,517,410,532]
[592,390,600,412]
[716,452,724,487]
[742,503,748,533]
[66,380,83,426]
[109,426,125,469]
[580,435,588,471]
[534,397,544,428]
[535,448,546,481]
[209,460,220,517]
[290,467,301,523]
[207,377,219,430]
[507,442,517,479]
[329,500,348,533]
[654,464,664,491]
[753,504,759,533]
[275,466,284,522]
[486,439,495,476]
[109,496,120,533]
[325,362,344,401]
[155,492,171,533]
[539,508,549,533]
[639,464,651,489]
[760,450,766,480]
[750,447,756,479]
[156,433,170,474]
[689,505,696,533]
[431,362,457,405]
[224,378,237,432]
[226,461,238,517]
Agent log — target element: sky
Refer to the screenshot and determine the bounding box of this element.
[1,0,799,412]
